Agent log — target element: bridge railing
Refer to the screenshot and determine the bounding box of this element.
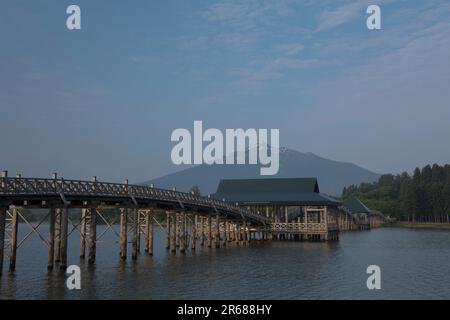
[272,222,329,232]
[0,176,270,224]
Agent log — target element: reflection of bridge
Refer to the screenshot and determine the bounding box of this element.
[0,172,271,275]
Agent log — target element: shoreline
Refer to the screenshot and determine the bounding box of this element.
[392,221,450,230]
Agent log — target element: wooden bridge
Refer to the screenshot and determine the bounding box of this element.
[0,171,271,275]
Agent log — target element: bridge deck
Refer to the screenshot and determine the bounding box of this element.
[0,176,270,225]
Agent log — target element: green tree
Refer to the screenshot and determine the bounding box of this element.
[190,185,201,196]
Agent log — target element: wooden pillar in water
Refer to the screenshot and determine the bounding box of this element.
[200,216,205,246]
[47,207,56,269]
[55,208,61,263]
[191,215,197,250]
[146,210,153,255]
[180,213,186,253]
[242,221,247,245]
[207,215,212,248]
[165,211,170,250]
[144,210,149,253]
[222,221,227,246]
[87,208,97,264]
[9,207,18,272]
[185,213,189,249]
[0,205,7,276]
[170,212,176,253]
[215,215,220,248]
[132,208,138,259]
[59,207,69,269]
[175,213,180,248]
[119,208,128,259]
[79,208,87,259]
[136,211,141,254]
[236,224,241,245]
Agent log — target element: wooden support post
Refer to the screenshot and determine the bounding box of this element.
[119,208,128,259]
[55,208,61,263]
[8,207,18,272]
[191,215,197,250]
[247,225,251,244]
[132,209,138,259]
[47,207,56,269]
[87,208,97,264]
[222,221,227,247]
[165,211,170,250]
[0,206,7,276]
[147,210,153,255]
[137,211,141,254]
[171,212,176,253]
[242,221,247,245]
[144,211,150,253]
[200,216,205,246]
[236,224,241,245]
[175,213,180,248]
[215,215,220,248]
[79,208,87,259]
[60,207,69,269]
[185,213,189,248]
[230,223,234,241]
[207,216,212,248]
[180,213,186,253]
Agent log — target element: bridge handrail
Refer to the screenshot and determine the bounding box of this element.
[0,177,270,224]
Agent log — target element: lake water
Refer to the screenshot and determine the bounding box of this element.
[1,224,450,299]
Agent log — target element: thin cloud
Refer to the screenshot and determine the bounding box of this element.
[315,0,368,32]
[275,43,305,56]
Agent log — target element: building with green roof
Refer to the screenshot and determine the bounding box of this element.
[342,196,386,230]
[213,177,342,241]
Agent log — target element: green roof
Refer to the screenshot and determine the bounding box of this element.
[213,178,340,206]
[216,178,320,194]
[343,196,371,214]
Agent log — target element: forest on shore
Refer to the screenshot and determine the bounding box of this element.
[342,164,450,222]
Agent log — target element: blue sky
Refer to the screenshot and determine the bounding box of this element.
[1,0,450,182]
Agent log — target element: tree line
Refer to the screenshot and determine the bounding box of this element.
[342,164,450,222]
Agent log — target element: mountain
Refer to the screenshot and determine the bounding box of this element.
[145,147,380,196]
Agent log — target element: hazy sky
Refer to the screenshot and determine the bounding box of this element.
[1,0,450,183]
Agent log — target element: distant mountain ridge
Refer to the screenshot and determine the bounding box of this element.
[145,147,379,196]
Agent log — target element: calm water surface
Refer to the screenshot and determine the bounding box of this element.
[1,225,450,299]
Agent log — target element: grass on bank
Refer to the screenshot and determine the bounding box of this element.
[393,221,450,230]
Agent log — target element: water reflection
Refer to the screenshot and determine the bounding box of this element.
[1,225,450,299]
